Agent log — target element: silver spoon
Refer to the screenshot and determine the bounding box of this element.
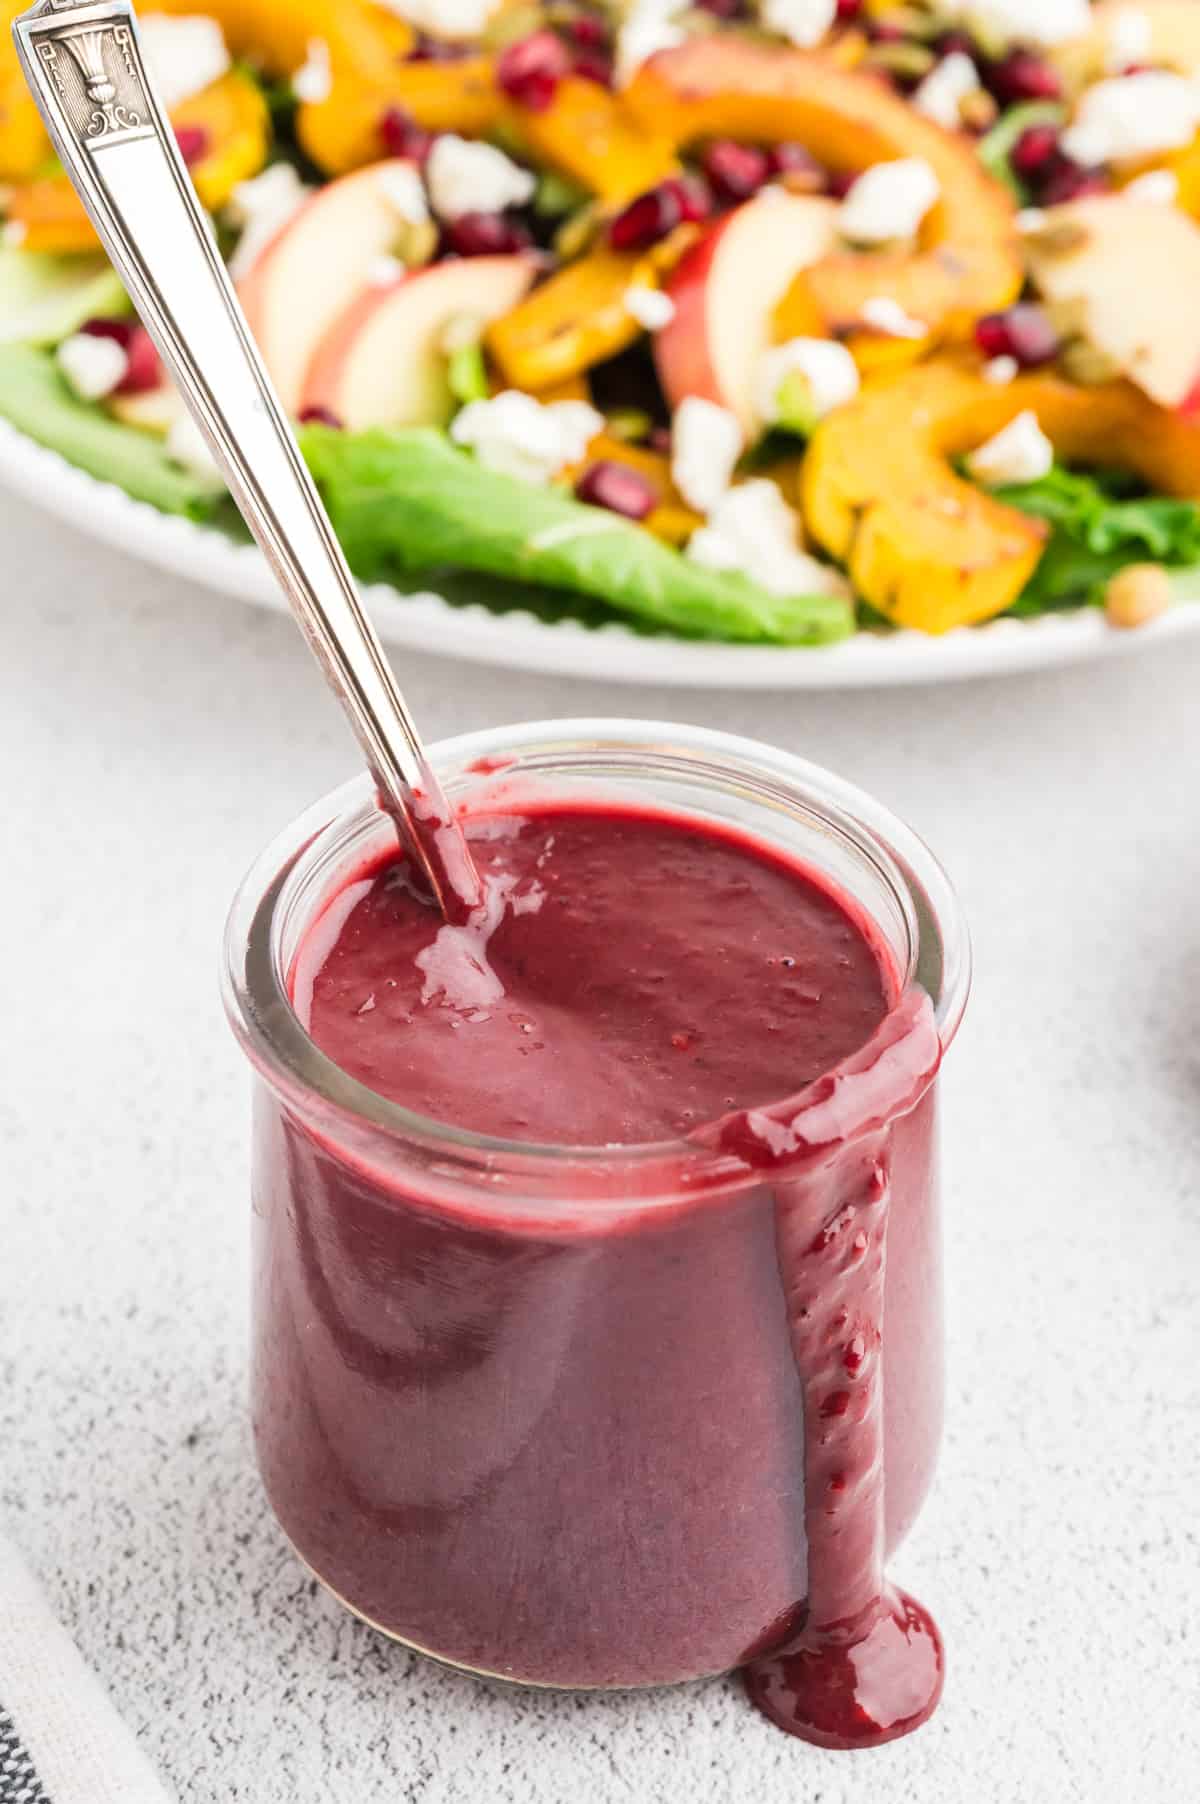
[14,0,482,923]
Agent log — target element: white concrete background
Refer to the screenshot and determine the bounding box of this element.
[2,486,1197,1804]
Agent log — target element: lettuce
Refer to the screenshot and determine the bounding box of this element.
[998,465,1200,616]
[300,424,854,644]
[0,342,222,516]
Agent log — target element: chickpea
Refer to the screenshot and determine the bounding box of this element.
[1104,563,1172,630]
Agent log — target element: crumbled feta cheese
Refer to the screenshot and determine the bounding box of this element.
[373,0,496,38]
[614,0,690,89]
[859,295,928,338]
[1016,207,1048,233]
[1062,73,1200,166]
[839,158,941,244]
[139,15,230,111]
[166,410,222,481]
[983,354,1019,383]
[425,135,535,222]
[624,285,676,331]
[450,391,603,484]
[671,397,744,514]
[379,162,430,226]
[754,338,859,427]
[226,163,311,280]
[367,255,407,287]
[688,481,850,598]
[56,331,128,401]
[760,0,837,51]
[912,51,980,130]
[965,410,1053,486]
[937,1,1090,51]
[1122,167,1179,204]
[1105,6,1152,71]
[292,38,332,106]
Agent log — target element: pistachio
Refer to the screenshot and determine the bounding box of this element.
[1058,336,1123,385]
[1104,563,1172,629]
[398,218,438,268]
[959,89,999,132]
[554,201,600,262]
[864,43,937,81]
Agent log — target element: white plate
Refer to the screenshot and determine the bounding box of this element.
[5,415,1198,688]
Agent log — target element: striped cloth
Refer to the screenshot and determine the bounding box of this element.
[0,1535,171,1804]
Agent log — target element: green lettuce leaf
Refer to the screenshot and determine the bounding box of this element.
[299,424,854,644]
[999,464,1200,616]
[0,342,223,516]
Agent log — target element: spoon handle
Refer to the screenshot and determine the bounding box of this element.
[14,0,481,920]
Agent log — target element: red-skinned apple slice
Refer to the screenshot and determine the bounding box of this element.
[300,255,537,430]
[654,191,839,435]
[1026,195,1200,410]
[237,159,431,414]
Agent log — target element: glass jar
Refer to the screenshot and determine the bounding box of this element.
[223,720,969,1690]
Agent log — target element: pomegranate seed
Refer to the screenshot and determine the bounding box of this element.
[937,29,975,55]
[988,50,1062,104]
[868,20,906,42]
[299,404,344,428]
[701,139,770,202]
[695,0,746,16]
[647,425,672,454]
[768,141,817,176]
[174,124,209,166]
[572,50,613,88]
[445,212,533,256]
[79,316,134,349]
[974,304,1059,368]
[1011,123,1061,177]
[1038,162,1109,205]
[496,30,570,113]
[116,326,160,394]
[576,460,658,520]
[380,107,433,163]
[663,171,712,223]
[566,14,609,49]
[609,183,683,250]
[407,34,468,63]
[820,1390,852,1420]
[835,0,862,15]
[827,169,858,199]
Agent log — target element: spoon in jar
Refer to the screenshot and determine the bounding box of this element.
[14,0,482,923]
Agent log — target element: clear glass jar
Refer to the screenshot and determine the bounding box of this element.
[223,720,969,1690]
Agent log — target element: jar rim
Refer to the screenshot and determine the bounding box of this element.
[221,720,970,1201]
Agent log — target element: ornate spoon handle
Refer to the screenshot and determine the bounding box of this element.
[13,0,481,920]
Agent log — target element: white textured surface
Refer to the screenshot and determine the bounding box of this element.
[2,487,1198,1801]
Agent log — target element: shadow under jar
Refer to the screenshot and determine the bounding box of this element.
[222,721,969,1711]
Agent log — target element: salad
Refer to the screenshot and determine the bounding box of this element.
[2,0,1200,647]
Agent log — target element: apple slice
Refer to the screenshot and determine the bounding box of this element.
[654,192,839,436]
[300,255,537,431]
[238,159,429,414]
[1026,195,1200,409]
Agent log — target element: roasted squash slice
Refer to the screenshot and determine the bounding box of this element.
[512,76,677,208]
[5,70,269,254]
[151,0,413,83]
[0,0,51,179]
[802,358,1200,633]
[626,38,1021,351]
[297,55,503,175]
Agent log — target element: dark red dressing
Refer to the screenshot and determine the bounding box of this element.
[300,805,943,1748]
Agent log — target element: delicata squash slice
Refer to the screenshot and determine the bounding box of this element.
[625,38,1023,351]
[803,359,1200,634]
[5,69,270,252]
